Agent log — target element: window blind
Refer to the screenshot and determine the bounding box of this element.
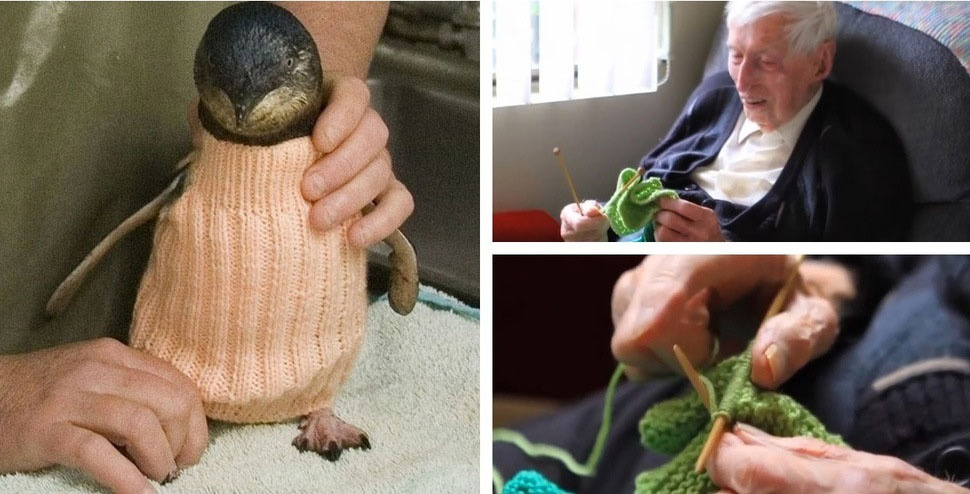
[493,0,670,107]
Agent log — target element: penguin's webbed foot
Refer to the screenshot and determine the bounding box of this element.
[292,408,370,461]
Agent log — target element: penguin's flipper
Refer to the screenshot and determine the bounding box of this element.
[45,153,196,317]
[382,228,418,315]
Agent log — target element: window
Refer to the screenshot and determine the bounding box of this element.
[493,0,670,107]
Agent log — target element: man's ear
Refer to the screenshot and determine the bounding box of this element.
[814,40,836,81]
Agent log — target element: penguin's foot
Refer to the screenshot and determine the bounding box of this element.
[292,408,370,461]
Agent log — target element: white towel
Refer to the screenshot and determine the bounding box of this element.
[0,287,480,493]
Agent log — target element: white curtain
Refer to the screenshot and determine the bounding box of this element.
[493,0,668,107]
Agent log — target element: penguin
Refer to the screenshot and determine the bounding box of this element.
[47,1,419,461]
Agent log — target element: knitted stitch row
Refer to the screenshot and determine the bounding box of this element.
[130,131,367,423]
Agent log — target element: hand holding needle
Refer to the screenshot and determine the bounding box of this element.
[670,255,805,474]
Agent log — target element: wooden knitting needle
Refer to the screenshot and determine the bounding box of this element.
[617,166,646,197]
[672,344,713,413]
[553,147,584,215]
[693,255,805,474]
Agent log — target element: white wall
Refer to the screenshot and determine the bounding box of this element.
[493,1,726,218]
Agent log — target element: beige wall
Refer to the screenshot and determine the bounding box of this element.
[493,1,726,217]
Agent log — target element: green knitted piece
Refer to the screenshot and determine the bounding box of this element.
[635,352,846,494]
[602,168,678,237]
[503,470,572,494]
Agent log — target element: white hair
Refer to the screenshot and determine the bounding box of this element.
[726,1,838,55]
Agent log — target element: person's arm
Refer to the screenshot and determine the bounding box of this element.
[281,2,388,79]
[284,2,414,248]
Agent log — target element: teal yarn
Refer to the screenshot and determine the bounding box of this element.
[602,168,678,237]
[493,366,625,494]
[503,470,572,494]
[635,351,845,494]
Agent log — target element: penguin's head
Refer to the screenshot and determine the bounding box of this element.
[194,2,324,145]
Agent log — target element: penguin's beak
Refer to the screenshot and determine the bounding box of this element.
[234,101,251,126]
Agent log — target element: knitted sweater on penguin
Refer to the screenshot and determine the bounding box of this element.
[129,130,367,423]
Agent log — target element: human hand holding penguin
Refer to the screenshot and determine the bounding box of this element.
[187,73,412,250]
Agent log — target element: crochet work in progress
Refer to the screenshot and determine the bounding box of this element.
[499,350,844,494]
[130,130,367,423]
[601,168,678,239]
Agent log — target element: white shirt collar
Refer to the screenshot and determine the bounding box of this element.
[737,86,824,147]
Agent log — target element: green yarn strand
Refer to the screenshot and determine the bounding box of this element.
[493,365,626,489]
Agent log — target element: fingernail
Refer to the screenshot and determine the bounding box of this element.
[141,484,158,494]
[765,343,786,383]
[161,469,180,485]
[734,423,765,437]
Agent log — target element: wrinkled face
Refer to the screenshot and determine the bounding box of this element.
[727,13,828,132]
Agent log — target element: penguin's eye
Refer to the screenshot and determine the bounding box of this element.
[286,58,294,68]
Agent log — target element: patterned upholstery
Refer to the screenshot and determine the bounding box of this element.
[847,1,970,76]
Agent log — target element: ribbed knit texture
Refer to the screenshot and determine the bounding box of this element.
[851,370,970,460]
[635,352,845,494]
[602,168,678,237]
[130,130,367,423]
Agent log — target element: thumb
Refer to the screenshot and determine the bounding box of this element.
[751,292,839,389]
[583,201,603,217]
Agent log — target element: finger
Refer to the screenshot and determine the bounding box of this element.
[53,424,155,494]
[90,343,208,467]
[733,423,852,461]
[311,76,371,154]
[582,200,602,217]
[303,107,388,202]
[308,149,393,233]
[653,223,690,242]
[560,202,582,224]
[89,365,193,468]
[658,197,707,222]
[73,393,176,482]
[347,178,414,248]
[707,432,794,494]
[654,210,693,237]
[612,281,713,375]
[177,400,208,468]
[750,292,839,389]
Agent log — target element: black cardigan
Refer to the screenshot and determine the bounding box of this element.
[638,71,912,241]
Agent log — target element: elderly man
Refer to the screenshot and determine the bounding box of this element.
[561,1,910,242]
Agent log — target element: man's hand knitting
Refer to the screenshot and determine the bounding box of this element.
[560,200,611,242]
[611,255,855,388]
[0,338,208,494]
[707,423,970,494]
